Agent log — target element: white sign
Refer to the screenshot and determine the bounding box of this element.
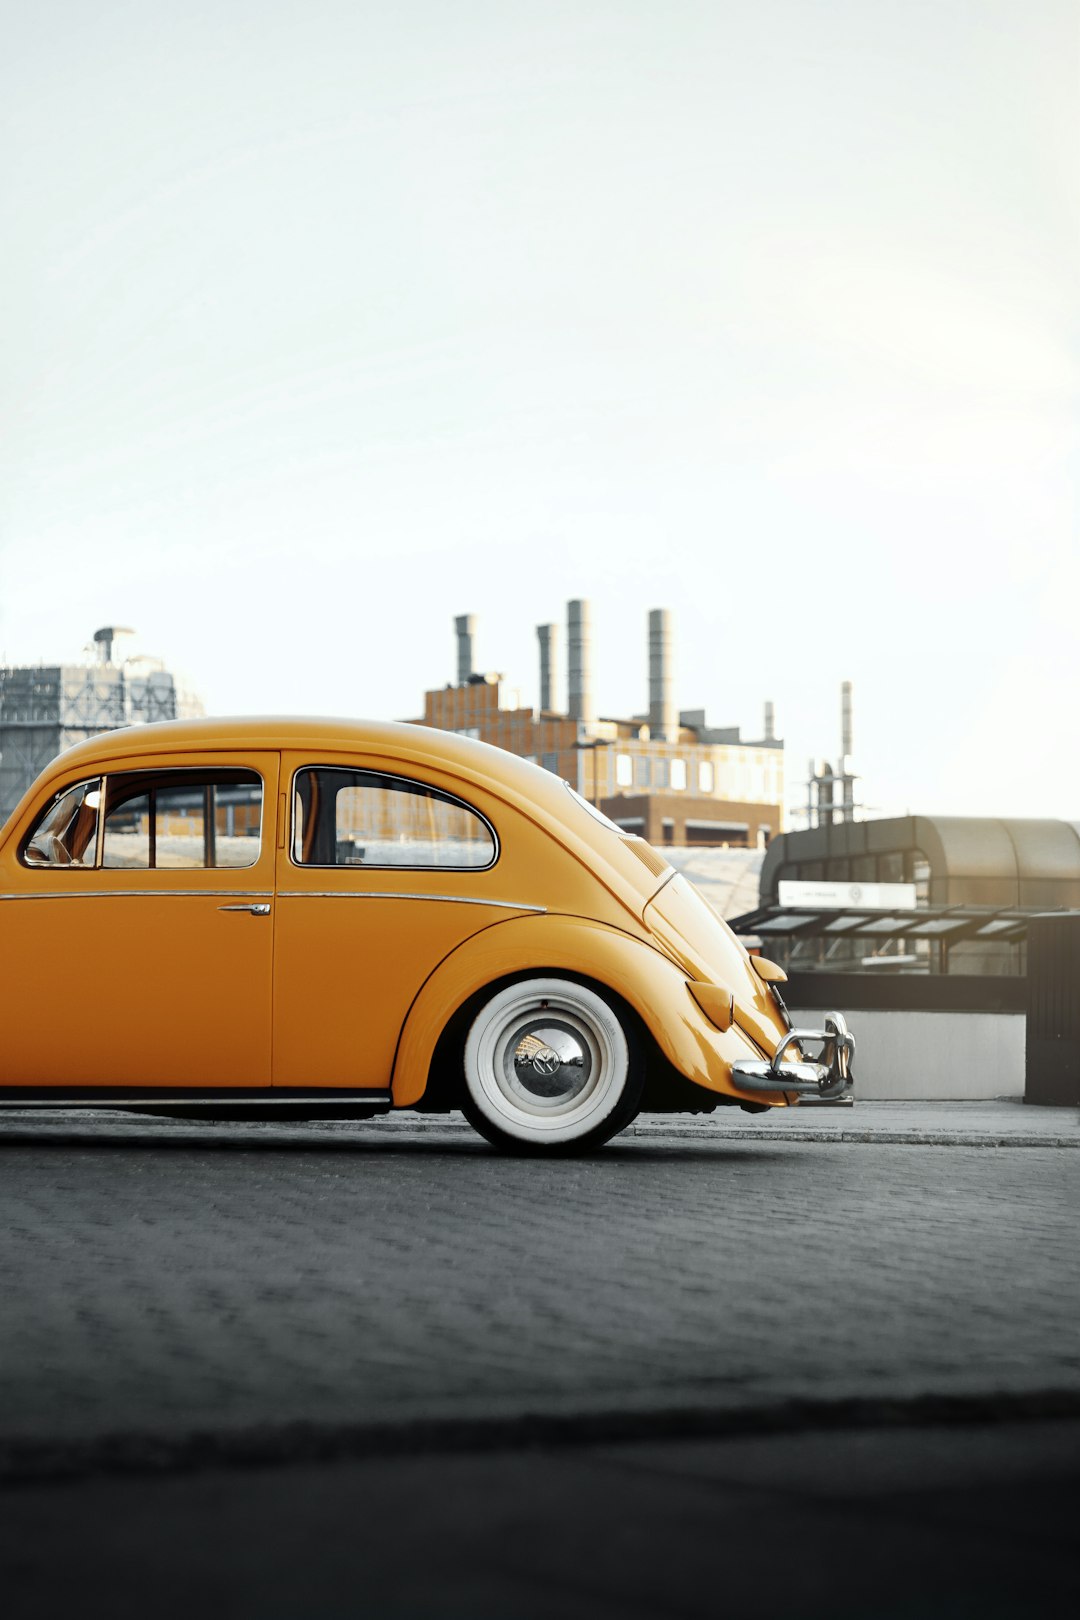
[778,880,917,911]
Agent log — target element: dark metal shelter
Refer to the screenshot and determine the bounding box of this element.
[759,815,1080,910]
[734,817,1080,975]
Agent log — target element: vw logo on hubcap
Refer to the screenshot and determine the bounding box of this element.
[511,1026,589,1103]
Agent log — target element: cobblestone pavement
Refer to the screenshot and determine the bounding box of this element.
[1,1119,1078,1464]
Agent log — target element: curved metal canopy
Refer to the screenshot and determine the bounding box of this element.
[760,816,1080,910]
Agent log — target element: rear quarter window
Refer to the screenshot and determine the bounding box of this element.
[292,767,497,870]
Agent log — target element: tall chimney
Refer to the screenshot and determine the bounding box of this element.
[841,680,853,760]
[818,762,836,827]
[841,680,855,822]
[537,623,561,713]
[764,700,776,743]
[648,608,678,743]
[567,599,595,730]
[454,614,476,686]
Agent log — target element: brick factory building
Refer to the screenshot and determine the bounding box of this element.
[409,602,783,848]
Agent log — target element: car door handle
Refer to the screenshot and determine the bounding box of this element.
[219,903,272,915]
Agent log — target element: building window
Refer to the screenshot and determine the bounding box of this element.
[635,756,651,788]
[654,759,668,789]
[670,758,687,791]
[615,753,633,788]
[698,761,714,794]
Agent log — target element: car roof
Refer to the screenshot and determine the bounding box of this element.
[53,716,566,811]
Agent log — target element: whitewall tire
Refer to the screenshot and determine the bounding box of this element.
[461,977,644,1152]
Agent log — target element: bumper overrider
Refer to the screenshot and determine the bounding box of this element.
[731,1011,855,1101]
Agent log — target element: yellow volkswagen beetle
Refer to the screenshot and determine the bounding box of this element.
[0,718,853,1151]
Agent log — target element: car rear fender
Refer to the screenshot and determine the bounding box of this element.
[391,912,772,1107]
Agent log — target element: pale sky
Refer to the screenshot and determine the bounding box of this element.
[2,0,1077,820]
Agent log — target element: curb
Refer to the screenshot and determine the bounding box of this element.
[632,1125,1080,1148]
[1,1119,1076,1150]
[3,1388,1079,1487]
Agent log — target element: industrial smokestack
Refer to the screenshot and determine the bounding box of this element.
[454,614,477,686]
[537,623,561,713]
[841,680,854,760]
[817,762,836,827]
[567,599,595,730]
[764,700,776,743]
[648,608,678,743]
[841,680,855,822]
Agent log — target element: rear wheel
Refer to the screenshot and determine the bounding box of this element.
[461,977,644,1153]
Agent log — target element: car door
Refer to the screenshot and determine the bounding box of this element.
[272,751,506,1090]
[0,751,279,1090]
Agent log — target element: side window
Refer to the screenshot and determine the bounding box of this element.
[101,770,263,870]
[22,778,103,868]
[293,768,496,870]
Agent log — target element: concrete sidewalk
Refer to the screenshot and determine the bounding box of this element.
[634,1096,1080,1148]
[0,1096,1076,1149]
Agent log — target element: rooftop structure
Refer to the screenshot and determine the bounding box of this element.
[803,680,860,827]
[0,629,204,823]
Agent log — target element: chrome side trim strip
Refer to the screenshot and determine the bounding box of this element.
[0,890,272,902]
[276,892,546,911]
[0,890,543,911]
[650,866,679,901]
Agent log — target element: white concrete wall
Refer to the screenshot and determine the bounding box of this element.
[789,1009,1025,1100]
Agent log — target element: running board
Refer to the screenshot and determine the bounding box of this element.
[0,1087,394,1113]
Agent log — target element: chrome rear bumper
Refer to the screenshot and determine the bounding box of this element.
[731,1011,855,1101]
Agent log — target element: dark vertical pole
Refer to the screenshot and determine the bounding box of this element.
[1026,915,1080,1106]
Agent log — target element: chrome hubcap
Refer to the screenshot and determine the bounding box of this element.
[507,1020,592,1106]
